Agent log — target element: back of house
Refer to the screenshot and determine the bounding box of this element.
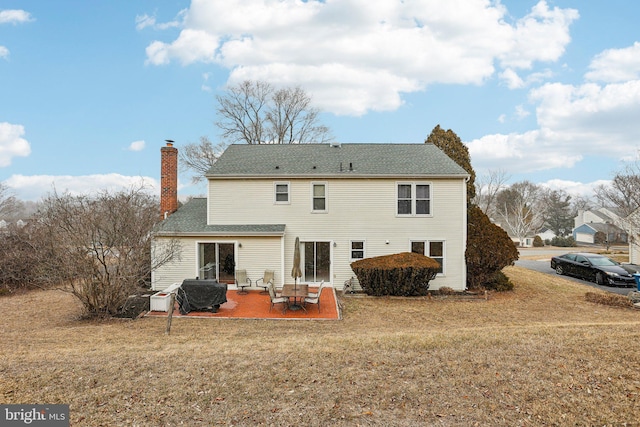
[152,143,469,292]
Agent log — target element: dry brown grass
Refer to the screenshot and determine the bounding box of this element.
[2,267,640,426]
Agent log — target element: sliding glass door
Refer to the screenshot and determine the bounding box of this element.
[198,242,236,283]
[302,241,331,283]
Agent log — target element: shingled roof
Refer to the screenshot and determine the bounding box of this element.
[206,143,469,178]
[155,198,285,236]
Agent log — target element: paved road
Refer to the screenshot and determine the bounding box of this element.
[515,248,636,296]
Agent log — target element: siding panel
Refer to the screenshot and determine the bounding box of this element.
[206,177,466,290]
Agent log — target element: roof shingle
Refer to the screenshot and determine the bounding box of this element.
[156,198,285,235]
[206,143,469,178]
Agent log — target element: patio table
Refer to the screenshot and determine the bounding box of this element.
[281,284,308,311]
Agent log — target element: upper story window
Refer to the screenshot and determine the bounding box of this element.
[274,182,290,204]
[397,182,431,216]
[350,240,365,260]
[312,182,327,212]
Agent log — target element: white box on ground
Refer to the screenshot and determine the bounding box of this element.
[150,292,172,312]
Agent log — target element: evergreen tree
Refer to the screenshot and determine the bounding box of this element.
[541,189,574,236]
[425,125,518,290]
[425,125,476,202]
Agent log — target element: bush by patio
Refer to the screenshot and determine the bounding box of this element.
[351,252,440,296]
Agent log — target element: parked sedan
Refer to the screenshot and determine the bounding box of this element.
[550,252,637,287]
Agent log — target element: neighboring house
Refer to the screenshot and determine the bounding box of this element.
[507,233,535,248]
[573,223,627,245]
[537,227,556,242]
[505,227,555,247]
[152,143,470,292]
[573,208,627,244]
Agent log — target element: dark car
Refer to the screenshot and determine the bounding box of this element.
[550,252,636,287]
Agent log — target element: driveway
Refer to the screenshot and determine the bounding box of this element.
[515,247,636,296]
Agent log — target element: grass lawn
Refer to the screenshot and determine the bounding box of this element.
[2,266,640,426]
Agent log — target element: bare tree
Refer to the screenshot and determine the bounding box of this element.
[0,222,42,291]
[0,182,22,220]
[180,80,333,181]
[595,161,640,248]
[571,194,594,212]
[267,86,331,144]
[594,162,640,218]
[216,80,333,145]
[35,187,180,318]
[496,181,545,246]
[474,169,510,216]
[179,136,227,183]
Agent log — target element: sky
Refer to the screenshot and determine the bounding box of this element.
[1,0,640,202]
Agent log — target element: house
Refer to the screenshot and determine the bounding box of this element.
[537,227,556,242]
[503,230,534,248]
[573,208,627,245]
[151,142,470,292]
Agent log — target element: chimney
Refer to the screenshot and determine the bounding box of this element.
[160,141,178,219]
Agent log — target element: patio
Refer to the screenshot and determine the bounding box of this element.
[146,285,340,320]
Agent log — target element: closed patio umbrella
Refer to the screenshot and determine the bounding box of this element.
[291,237,302,288]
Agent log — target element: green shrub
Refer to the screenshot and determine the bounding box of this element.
[533,235,544,247]
[350,252,440,296]
[550,236,576,247]
[466,205,519,290]
[484,271,514,292]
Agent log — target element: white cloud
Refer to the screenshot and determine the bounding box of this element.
[201,72,212,92]
[135,14,156,31]
[500,68,554,89]
[146,29,218,66]
[515,105,530,120]
[500,68,525,89]
[468,40,640,178]
[0,122,31,167]
[4,174,159,201]
[498,1,578,69]
[128,140,145,151]
[540,179,611,198]
[0,45,8,59]
[144,0,577,115]
[0,9,34,24]
[467,129,583,174]
[585,42,640,83]
[136,11,184,31]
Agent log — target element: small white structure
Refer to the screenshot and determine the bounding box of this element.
[149,283,180,312]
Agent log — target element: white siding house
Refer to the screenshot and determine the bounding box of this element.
[152,143,469,291]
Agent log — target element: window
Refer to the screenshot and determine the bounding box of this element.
[198,242,236,283]
[350,240,365,260]
[274,182,289,204]
[397,184,412,215]
[416,184,430,215]
[312,182,327,212]
[411,240,444,274]
[429,241,444,274]
[397,182,431,216]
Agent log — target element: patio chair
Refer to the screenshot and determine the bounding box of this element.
[256,269,275,294]
[268,282,288,314]
[303,281,326,313]
[235,269,252,294]
[306,280,324,299]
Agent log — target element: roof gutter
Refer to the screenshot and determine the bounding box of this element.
[205,173,471,180]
